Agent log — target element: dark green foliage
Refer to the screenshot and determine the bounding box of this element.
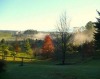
[24,29,38,34]
[95,10,100,50]
[0,39,9,60]
[24,39,32,55]
[0,60,6,72]
[0,39,5,44]
[54,45,62,60]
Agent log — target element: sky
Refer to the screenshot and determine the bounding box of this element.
[0,0,100,31]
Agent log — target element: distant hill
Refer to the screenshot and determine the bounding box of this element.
[0,30,17,33]
[0,30,55,41]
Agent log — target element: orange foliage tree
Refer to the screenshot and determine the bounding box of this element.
[14,43,21,53]
[42,35,54,58]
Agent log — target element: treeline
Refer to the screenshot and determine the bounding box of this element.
[0,11,100,64]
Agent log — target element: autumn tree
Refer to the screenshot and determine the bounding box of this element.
[42,35,54,58]
[14,43,20,53]
[14,31,22,53]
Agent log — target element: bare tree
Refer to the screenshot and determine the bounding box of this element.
[55,12,71,65]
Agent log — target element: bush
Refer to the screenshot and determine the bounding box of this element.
[0,60,6,72]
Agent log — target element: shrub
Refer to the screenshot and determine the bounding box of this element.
[0,60,6,72]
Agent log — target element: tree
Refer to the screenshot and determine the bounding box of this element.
[55,12,71,64]
[23,29,38,39]
[24,29,38,34]
[42,35,54,58]
[69,21,97,59]
[82,42,94,57]
[0,39,9,60]
[14,43,20,53]
[94,10,100,51]
[24,39,32,55]
[14,31,21,53]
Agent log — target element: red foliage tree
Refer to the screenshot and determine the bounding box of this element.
[14,43,20,53]
[42,35,54,58]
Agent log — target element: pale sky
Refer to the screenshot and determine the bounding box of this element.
[0,0,100,31]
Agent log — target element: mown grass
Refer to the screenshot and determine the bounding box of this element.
[0,59,100,79]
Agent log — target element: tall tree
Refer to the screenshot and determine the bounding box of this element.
[94,10,100,51]
[69,21,97,59]
[56,12,71,64]
[82,21,96,58]
[0,39,9,60]
[42,35,54,58]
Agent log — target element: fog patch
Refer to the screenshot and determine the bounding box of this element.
[69,26,97,46]
[33,33,50,40]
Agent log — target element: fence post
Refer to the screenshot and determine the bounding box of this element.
[20,57,24,66]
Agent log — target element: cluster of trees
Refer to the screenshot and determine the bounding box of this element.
[0,35,54,59]
[23,29,38,35]
[53,11,100,64]
[0,11,100,65]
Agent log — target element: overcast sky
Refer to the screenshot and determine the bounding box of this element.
[0,0,100,31]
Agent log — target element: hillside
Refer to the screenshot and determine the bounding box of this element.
[0,30,52,41]
[0,31,13,40]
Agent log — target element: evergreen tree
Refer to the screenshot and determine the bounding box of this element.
[95,10,100,50]
[0,39,9,60]
[24,39,32,55]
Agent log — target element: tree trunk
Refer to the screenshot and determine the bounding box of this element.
[61,33,66,65]
[13,56,15,61]
[20,57,24,66]
[62,50,65,65]
[81,45,84,61]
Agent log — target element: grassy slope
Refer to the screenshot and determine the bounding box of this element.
[0,32,12,40]
[0,59,100,79]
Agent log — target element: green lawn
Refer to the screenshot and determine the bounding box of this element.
[0,59,100,79]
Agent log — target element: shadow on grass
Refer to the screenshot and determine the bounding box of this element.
[50,72,77,79]
[0,72,13,79]
[56,57,94,65]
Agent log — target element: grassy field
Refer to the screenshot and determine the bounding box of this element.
[0,59,100,79]
[0,32,12,40]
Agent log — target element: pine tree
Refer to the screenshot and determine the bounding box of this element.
[95,10,100,50]
[0,39,9,60]
[24,39,32,55]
